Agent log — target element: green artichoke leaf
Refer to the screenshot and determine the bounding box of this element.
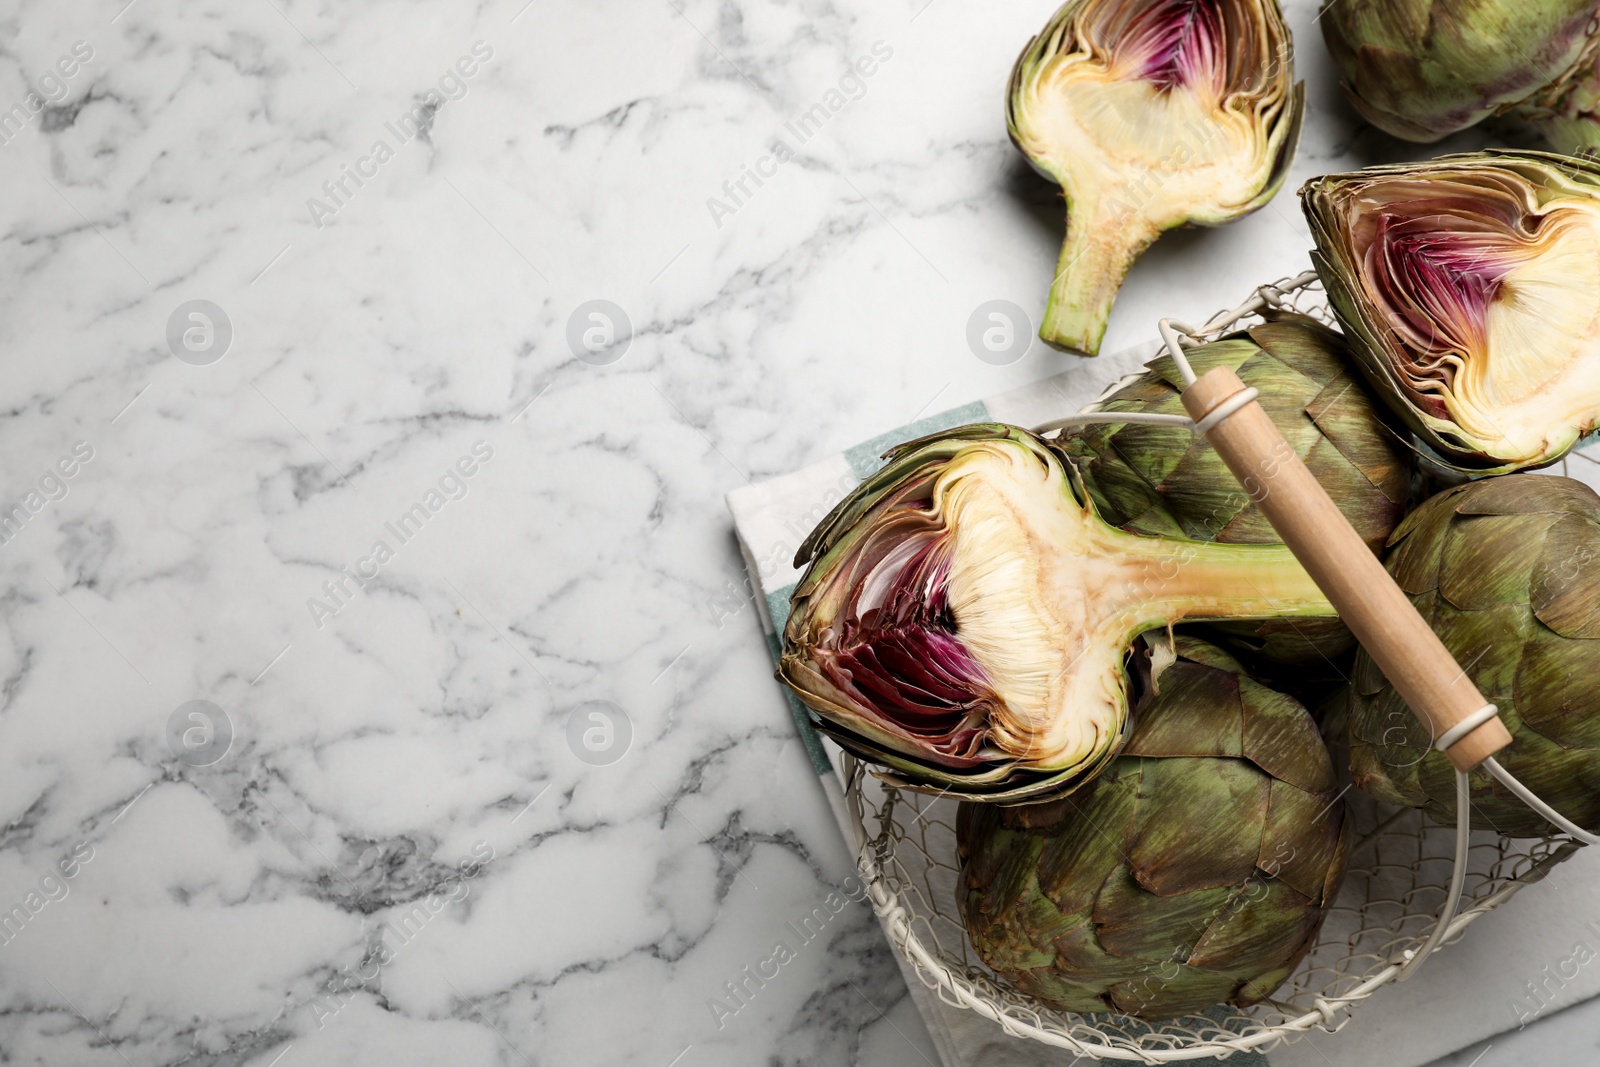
[1017,962,1123,1015]
[1454,470,1600,516]
[1530,512,1600,638]
[1094,864,1235,960]
[954,806,1048,922]
[1437,513,1559,610]
[1249,318,1350,385]
[1185,877,1319,977]
[1127,757,1270,895]
[1303,380,1411,513]
[1163,634,1246,672]
[1241,676,1336,793]
[1121,661,1245,759]
[1389,505,1460,594]
[1036,772,1143,917]
[1515,620,1600,749]
[1103,424,1193,508]
[1108,969,1242,1019]
[1258,779,1345,902]
[1349,474,1600,836]
[1204,616,1357,675]
[1350,733,1425,809]
[1429,599,1533,700]
[1052,919,1174,988]
[1158,440,1282,543]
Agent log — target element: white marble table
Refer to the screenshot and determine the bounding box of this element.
[0,0,1567,1065]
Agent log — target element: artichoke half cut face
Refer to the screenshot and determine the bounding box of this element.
[1305,152,1600,474]
[779,426,1333,803]
[1010,0,1302,355]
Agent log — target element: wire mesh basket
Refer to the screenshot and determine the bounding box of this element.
[835,272,1586,1062]
[842,753,1577,1062]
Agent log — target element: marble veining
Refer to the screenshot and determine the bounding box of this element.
[0,0,1564,1065]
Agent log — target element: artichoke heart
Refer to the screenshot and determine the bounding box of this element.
[1350,474,1600,837]
[1304,152,1600,473]
[780,425,1333,803]
[1010,0,1302,355]
[959,637,1349,1019]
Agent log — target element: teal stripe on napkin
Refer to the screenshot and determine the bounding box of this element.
[844,401,988,479]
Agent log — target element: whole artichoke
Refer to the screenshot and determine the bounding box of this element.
[1319,0,1600,146]
[1054,315,1413,670]
[1349,474,1600,837]
[1303,152,1600,475]
[1009,0,1303,355]
[780,425,1334,803]
[959,638,1348,1018]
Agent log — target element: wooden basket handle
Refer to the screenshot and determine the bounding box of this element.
[1182,366,1511,771]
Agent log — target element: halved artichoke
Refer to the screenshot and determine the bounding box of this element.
[1009,0,1303,355]
[780,425,1334,803]
[1350,474,1600,837]
[1053,315,1413,671]
[1304,151,1600,474]
[959,637,1348,1018]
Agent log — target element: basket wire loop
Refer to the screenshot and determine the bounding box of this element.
[1483,758,1600,845]
[837,272,1588,1061]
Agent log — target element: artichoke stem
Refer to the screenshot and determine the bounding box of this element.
[1104,531,1335,635]
[1040,201,1160,357]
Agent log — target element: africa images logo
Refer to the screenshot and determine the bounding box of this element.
[704,41,894,228]
[306,442,494,628]
[305,41,494,228]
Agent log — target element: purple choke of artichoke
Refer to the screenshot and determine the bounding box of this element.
[959,637,1348,1018]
